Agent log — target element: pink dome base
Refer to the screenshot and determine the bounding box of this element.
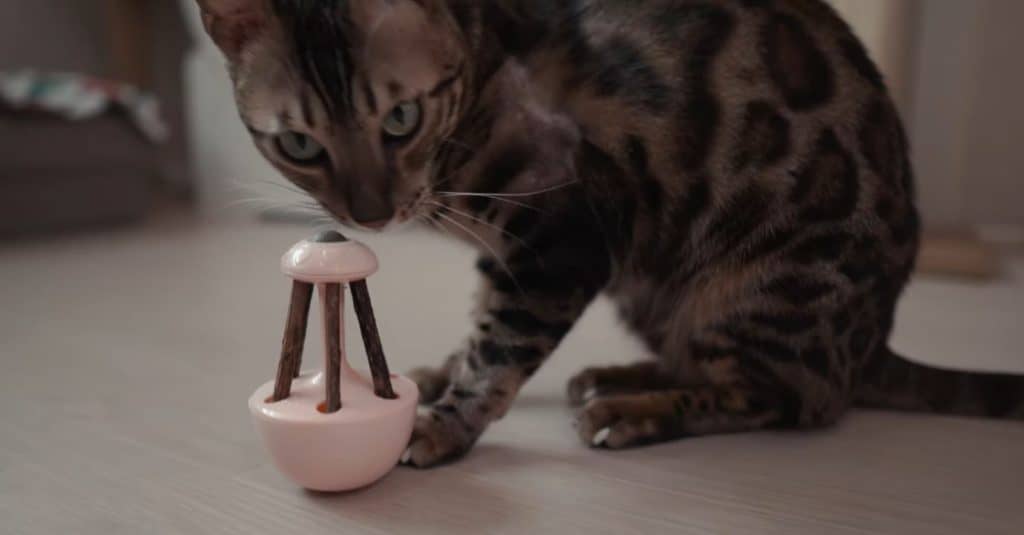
[249,370,418,492]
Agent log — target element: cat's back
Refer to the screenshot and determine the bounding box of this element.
[551,0,898,176]
[555,0,918,304]
[572,0,885,117]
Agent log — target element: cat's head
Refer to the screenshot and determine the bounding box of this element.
[197,0,472,229]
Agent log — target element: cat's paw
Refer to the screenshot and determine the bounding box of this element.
[566,368,601,407]
[407,366,450,405]
[575,397,664,450]
[400,407,474,468]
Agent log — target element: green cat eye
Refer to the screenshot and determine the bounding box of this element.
[382,101,422,140]
[275,131,325,164]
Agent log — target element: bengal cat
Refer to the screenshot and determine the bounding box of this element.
[196,0,1024,467]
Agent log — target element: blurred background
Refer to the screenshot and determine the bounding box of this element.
[1,1,1023,534]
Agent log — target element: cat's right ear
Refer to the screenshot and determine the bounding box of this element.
[195,0,267,58]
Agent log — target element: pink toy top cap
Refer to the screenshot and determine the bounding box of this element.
[281,231,378,283]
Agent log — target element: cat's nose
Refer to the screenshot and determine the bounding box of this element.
[345,146,395,228]
[349,191,394,229]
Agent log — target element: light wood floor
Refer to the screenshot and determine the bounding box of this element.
[2,214,1022,534]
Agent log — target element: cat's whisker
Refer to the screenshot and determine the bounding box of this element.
[224,176,301,196]
[434,192,545,213]
[416,214,446,235]
[223,197,316,213]
[441,180,580,199]
[224,197,275,209]
[228,195,329,222]
[434,210,524,295]
[221,176,322,219]
[420,214,468,253]
[425,201,536,254]
[254,179,307,196]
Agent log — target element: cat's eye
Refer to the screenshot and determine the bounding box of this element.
[381,101,422,140]
[275,131,326,164]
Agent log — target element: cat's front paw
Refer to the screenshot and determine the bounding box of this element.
[567,368,601,407]
[575,397,665,450]
[407,366,450,405]
[400,407,475,468]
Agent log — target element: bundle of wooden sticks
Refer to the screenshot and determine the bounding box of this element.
[269,230,396,413]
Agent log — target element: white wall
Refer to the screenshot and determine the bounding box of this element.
[830,0,920,113]
[907,0,977,228]
[179,0,295,216]
[833,0,1024,230]
[907,0,1024,229]
[959,1,1024,229]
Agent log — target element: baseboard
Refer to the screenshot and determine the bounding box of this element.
[917,230,1002,281]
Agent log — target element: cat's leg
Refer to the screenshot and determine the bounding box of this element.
[575,344,845,448]
[567,361,676,407]
[408,352,461,405]
[577,386,784,448]
[403,249,607,467]
[577,282,854,448]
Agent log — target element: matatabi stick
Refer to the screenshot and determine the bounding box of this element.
[350,279,397,399]
[324,283,343,413]
[272,280,314,402]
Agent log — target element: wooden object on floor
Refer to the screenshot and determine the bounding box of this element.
[350,279,397,400]
[917,232,1001,280]
[323,283,343,413]
[270,231,398,409]
[271,280,314,402]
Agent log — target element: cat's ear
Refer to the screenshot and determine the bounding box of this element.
[195,0,267,57]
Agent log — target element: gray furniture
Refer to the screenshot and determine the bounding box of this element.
[0,1,192,236]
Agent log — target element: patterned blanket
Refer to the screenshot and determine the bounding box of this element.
[0,70,168,143]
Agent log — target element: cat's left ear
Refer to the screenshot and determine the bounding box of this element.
[195,0,267,57]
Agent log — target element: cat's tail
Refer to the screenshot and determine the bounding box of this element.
[855,347,1024,419]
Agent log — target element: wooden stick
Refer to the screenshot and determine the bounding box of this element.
[324,284,343,413]
[289,282,315,379]
[271,280,314,402]
[350,279,397,399]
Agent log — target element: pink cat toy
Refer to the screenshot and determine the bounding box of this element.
[248,231,419,492]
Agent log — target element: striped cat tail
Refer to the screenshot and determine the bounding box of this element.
[856,348,1024,419]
